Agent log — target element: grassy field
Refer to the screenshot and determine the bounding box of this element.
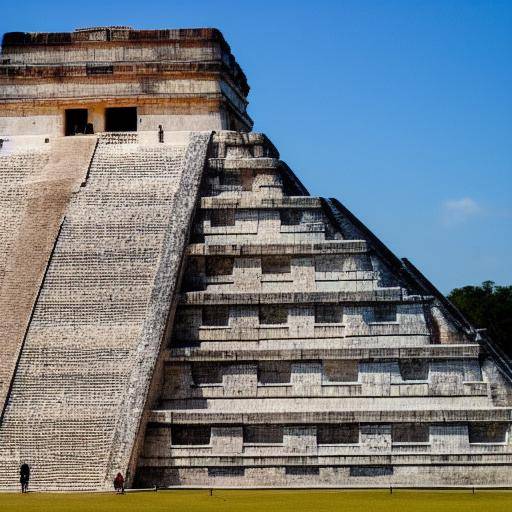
[0,489,511,512]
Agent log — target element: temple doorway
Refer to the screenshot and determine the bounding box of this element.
[65,108,88,136]
[105,107,137,132]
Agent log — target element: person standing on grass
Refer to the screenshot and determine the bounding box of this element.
[19,464,30,493]
[114,472,125,494]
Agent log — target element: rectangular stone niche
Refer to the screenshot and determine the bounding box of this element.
[349,466,394,477]
[208,467,245,477]
[317,424,359,444]
[399,359,429,381]
[192,363,223,385]
[210,209,236,227]
[243,425,284,444]
[392,423,430,443]
[469,423,509,444]
[202,306,229,326]
[315,305,343,323]
[259,305,288,324]
[258,361,292,384]
[373,305,397,322]
[285,466,319,476]
[206,256,234,276]
[323,360,358,383]
[171,426,211,445]
[261,255,291,274]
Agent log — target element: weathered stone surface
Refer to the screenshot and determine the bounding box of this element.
[134,131,512,488]
[0,132,211,490]
[0,27,251,135]
[0,26,511,490]
[0,136,97,411]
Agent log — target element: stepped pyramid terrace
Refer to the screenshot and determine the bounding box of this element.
[0,26,511,490]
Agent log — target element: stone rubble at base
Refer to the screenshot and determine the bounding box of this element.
[0,27,511,491]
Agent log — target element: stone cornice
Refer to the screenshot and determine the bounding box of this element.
[165,344,481,362]
[151,408,512,424]
[186,240,369,256]
[1,27,250,96]
[200,196,322,209]
[179,289,427,305]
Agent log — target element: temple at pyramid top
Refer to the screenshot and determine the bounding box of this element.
[0,27,251,135]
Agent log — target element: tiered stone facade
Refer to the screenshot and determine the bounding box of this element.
[0,27,511,490]
[134,132,512,487]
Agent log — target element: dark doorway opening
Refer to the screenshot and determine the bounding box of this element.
[65,109,88,136]
[105,107,137,132]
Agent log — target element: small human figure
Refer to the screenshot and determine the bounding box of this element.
[113,472,125,494]
[158,124,164,143]
[20,463,30,493]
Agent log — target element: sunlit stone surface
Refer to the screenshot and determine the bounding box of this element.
[0,27,510,490]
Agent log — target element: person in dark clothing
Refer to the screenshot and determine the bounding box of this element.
[113,472,125,494]
[20,464,30,493]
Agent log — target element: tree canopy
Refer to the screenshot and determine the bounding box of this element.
[448,281,512,359]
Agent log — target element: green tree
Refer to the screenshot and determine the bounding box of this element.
[448,281,512,359]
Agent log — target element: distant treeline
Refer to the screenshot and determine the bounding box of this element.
[448,281,512,359]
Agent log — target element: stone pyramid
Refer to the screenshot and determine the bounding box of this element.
[0,27,510,490]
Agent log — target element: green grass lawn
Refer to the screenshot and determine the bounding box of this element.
[0,489,511,512]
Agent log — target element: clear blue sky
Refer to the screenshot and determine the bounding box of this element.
[1,0,511,293]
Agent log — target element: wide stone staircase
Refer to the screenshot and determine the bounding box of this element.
[0,132,211,490]
[0,137,97,414]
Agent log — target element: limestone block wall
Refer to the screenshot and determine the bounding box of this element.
[134,131,512,488]
[0,116,63,136]
[0,79,223,101]
[0,131,211,490]
[2,44,220,67]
